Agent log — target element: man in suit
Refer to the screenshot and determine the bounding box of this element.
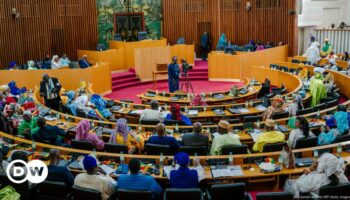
[78,55,92,69]
[181,122,209,147]
[200,32,210,61]
[168,56,180,93]
[40,74,61,110]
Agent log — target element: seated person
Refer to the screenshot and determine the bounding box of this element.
[253,119,285,152]
[210,120,241,155]
[32,117,67,146]
[309,70,327,107]
[323,72,335,93]
[329,59,339,71]
[181,122,209,146]
[47,149,74,190]
[140,100,165,122]
[287,117,315,148]
[284,153,348,198]
[0,151,9,174]
[298,63,308,79]
[334,105,349,135]
[78,55,92,69]
[3,102,22,133]
[190,94,206,106]
[17,111,39,139]
[60,54,70,67]
[90,94,112,119]
[51,55,61,69]
[7,61,19,70]
[318,125,338,145]
[148,123,181,154]
[255,41,265,51]
[262,97,285,121]
[74,156,116,200]
[327,51,338,60]
[287,94,303,117]
[109,118,144,154]
[118,158,162,199]
[7,151,30,185]
[76,120,105,150]
[165,103,192,125]
[168,152,205,188]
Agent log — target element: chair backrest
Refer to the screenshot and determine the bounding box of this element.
[96,44,107,51]
[334,134,350,143]
[243,115,263,123]
[76,109,87,118]
[294,136,318,149]
[105,143,128,154]
[243,122,254,130]
[262,142,286,152]
[38,181,67,200]
[164,188,202,200]
[164,120,185,126]
[179,146,207,156]
[226,119,240,124]
[71,185,102,200]
[117,188,152,200]
[319,183,350,198]
[210,183,246,200]
[145,143,170,155]
[271,111,289,120]
[140,119,160,125]
[177,37,185,44]
[291,59,301,64]
[256,192,293,200]
[71,139,94,151]
[0,173,30,192]
[326,99,338,108]
[221,144,248,155]
[296,108,314,116]
[270,64,279,70]
[138,31,148,41]
[156,63,168,71]
[314,103,326,111]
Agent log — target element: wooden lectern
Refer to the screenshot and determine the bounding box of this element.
[153,63,168,88]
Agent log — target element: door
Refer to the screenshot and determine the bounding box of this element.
[197,22,212,58]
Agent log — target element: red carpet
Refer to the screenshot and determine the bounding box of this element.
[105,80,244,103]
[105,60,244,103]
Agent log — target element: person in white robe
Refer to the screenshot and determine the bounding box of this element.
[305,43,321,65]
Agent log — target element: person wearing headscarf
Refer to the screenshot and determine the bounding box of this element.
[298,63,308,79]
[191,94,206,106]
[166,103,192,125]
[320,38,332,58]
[216,33,228,50]
[327,51,338,60]
[51,55,61,69]
[287,94,303,117]
[284,153,348,198]
[78,55,92,69]
[323,72,335,94]
[17,111,39,139]
[27,60,37,70]
[7,61,18,70]
[90,94,112,119]
[262,97,285,121]
[341,51,349,61]
[305,43,321,65]
[168,152,205,188]
[42,54,52,69]
[287,117,314,148]
[334,105,349,135]
[256,41,265,51]
[8,81,26,96]
[75,120,105,150]
[109,118,143,154]
[309,71,327,107]
[3,102,21,130]
[253,119,285,152]
[329,59,339,71]
[40,74,61,110]
[309,35,320,48]
[210,120,241,155]
[74,156,116,200]
[168,56,180,93]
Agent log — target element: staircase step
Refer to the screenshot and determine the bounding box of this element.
[112,72,135,80]
[112,82,142,91]
[112,77,139,85]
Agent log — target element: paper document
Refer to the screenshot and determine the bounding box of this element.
[211,165,243,178]
[238,108,249,113]
[99,164,115,175]
[255,105,267,111]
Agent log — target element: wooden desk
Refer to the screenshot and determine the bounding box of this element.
[153,64,168,88]
[0,63,112,95]
[109,39,167,68]
[134,45,195,82]
[209,45,289,81]
[77,49,126,71]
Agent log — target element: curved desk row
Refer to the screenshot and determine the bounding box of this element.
[288,56,349,69]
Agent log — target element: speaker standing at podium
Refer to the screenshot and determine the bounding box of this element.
[168,56,180,93]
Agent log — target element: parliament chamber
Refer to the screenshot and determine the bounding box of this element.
[0,0,350,200]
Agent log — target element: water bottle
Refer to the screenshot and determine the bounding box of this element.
[90,120,94,128]
[194,153,199,165]
[56,112,60,121]
[313,149,319,160]
[229,152,234,165]
[249,100,253,106]
[185,105,188,113]
[120,151,125,164]
[65,113,68,121]
[206,127,210,134]
[159,153,164,167]
[164,104,168,111]
[317,110,321,119]
[92,148,97,158]
[187,92,191,100]
[162,90,165,96]
[274,122,279,131]
[175,123,179,133]
[278,153,283,170]
[337,144,342,158]
[245,101,248,108]
[156,90,159,95]
[31,140,36,152]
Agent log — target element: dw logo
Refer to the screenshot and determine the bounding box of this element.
[6,160,48,184]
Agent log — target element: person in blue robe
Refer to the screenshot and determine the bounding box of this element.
[168,57,180,93]
[90,94,112,118]
[8,81,26,96]
[200,32,210,60]
[78,55,92,69]
[216,33,227,50]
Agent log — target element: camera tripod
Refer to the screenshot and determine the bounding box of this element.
[180,71,195,94]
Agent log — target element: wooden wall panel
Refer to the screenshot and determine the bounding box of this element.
[163,0,298,56]
[0,0,98,68]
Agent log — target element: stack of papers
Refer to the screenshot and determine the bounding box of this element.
[238,108,249,113]
[228,108,241,114]
[99,164,115,175]
[255,105,267,111]
[188,110,199,116]
[213,94,225,99]
[248,129,261,142]
[211,165,244,178]
[213,109,225,115]
[130,110,143,115]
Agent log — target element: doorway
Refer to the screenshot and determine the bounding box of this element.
[197,22,212,58]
